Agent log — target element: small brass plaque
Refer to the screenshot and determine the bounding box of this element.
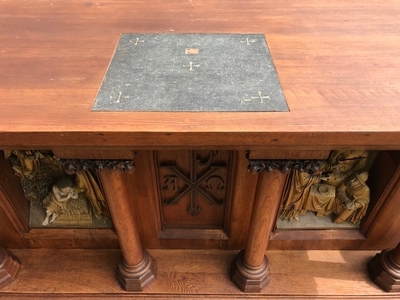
[185,48,199,54]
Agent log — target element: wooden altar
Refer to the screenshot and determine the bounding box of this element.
[1,0,400,298]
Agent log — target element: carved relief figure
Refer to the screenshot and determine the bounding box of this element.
[328,150,369,186]
[8,150,58,205]
[42,177,79,225]
[280,150,375,225]
[332,172,370,224]
[8,150,110,227]
[280,166,330,221]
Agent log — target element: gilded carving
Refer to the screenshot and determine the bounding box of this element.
[278,150,377,225]
[7,150,130,228]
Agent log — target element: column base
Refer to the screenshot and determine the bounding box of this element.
[231,250,270,293]
[117,250,157,291]
[0,248,20,290]
[368,249,400,292]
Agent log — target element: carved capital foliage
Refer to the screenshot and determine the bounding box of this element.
[247,159,325,175]
[58,159,135,174]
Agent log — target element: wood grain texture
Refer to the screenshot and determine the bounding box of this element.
[0,187,28,236]
[361,151,400,249]
[1,248,400,298]
[0,1,399,149]
[244,170,287,266]
[98,169,145,265]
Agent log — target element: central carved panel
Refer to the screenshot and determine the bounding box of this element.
[155,150,234,230]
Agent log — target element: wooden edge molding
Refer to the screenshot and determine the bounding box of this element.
[52,149,136,160]
[158,228,229,240]
[272,229,366,241]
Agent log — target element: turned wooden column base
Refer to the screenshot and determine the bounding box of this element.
[231,250,270,293]
[0,248,20,289]
[117,250,157,291]
[368,249,400,292]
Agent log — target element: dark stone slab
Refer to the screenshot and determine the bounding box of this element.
[92,34,289,112]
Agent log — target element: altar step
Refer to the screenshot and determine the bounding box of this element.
[1,248,398,299]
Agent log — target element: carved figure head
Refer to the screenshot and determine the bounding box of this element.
[53,177,78,201]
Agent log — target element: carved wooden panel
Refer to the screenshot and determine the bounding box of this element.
[155,150,234,231]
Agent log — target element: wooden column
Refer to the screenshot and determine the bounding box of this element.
[231,170,286,292]
[368,241,400,292]
[0,247,20,289]
[98,169,156,291]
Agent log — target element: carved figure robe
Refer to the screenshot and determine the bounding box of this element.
[333,179,370,224]
[75,171,109,221]
[42,190,69,215]
[280,170,323,221]
[302,183,336,217]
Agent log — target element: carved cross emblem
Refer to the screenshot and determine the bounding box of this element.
[161,151,226,216]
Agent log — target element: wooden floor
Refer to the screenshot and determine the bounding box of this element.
[1,249,399,299]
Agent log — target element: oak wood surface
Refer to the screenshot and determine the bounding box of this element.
[0,1,399,149]
[1,248,399,299]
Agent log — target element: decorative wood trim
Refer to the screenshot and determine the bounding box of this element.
[0,186,28,235]
[58,159,135,174]
[249,150,331,160]
[247,158,325,175]
[0,248,20,290]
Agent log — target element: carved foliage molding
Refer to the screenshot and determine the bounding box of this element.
[247,159,324,175]
[59,159,135,174]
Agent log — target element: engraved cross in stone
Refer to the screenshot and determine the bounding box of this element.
[133,37,144,46]
[240,38,256,45]
[183,62,200,71]
[241,92,270,104]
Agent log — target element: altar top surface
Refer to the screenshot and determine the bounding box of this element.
[0,1,400,149]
